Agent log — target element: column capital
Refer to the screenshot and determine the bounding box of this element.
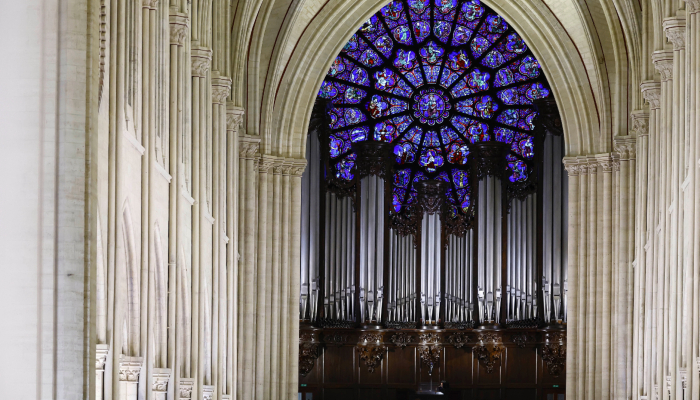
[259,155,277,173]
[630,110,650,137]
[679,368,688,389]
[614,136,637,160]
[143,0,158,9]
[152,368,171,393]
[95,344,110,371]
[239,135,261,160]
[118,356,143,382]
[663,16,686,50]
[652,50,674,82]
[212,76,232,105]
[593,154,615,173]
[687,0,700,13]
[179,378,195,399]
[226,105,245,133]
[191,47,212,78]
[641,81,662,109]
[169,13,189,46]
[202,385,214,400]
[563,157,584,176]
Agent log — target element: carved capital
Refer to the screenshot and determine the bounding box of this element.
[652,50,674,82]
[169,13,189,46]
[239,135,261,160]
[390,332,414,349]
[202,385,214,400]
[641,81,661,109]
[211,76,232,105]
[447,332,469,349]
[593,154,614,173]
[95,344,109,370]
[118,356,143,382]
[357,345,386,373]
[563,157,583,177]
[179,378,195,399]
[542,332,566,378]
[680,368,688,389]
[143,0,158,9]
[614,136,637,160]
[663,16,686,50]
[191,47,212,78]
[630,110,650,137]
[687,0,700,13]
[258,155,276,173]
[473,333,503,374]
[152,369,171,393]
[287,158,308,177]
[418,345,442,375]
[226,105,245,133]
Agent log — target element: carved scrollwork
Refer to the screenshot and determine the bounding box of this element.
[323,332,349,346]
[390,210,421,243]
[416,180,448,215]
[542,332,566,378]
[118,359,142,382]
[418,345,442,375]
[299,333,321,377]
[447,332,469,349]
[191,47,213,78]
[418,333,441,345]
[511,333,531,348]
[212,76,232,105]
[473,142,508,179]
[473,333,503,374]
[641,81,661,109]
[390,332,414,349]
[353,141,394,180]
[169,13,189,47]
[358,345,387,373]
[663,17,686,50]
[652,50,674,82]
[360,332,383,344]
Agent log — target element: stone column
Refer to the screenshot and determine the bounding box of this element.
[577,160,590,398]
[641,81,660,397]
[119,356,143,400]
[211,74,231,400]
[596,154,614,400]
[238,134,260,399]
[563,158,581,400]
[168,13,188,395]
[96,344,110,400]
[225,106,243,398]
[270,162,284,400]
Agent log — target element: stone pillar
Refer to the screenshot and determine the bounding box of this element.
[289,159,307,399]
[119,356,143,400]
[225,106,243,398]
[238,134,260,399]
[563,158,581,400]
[96,344,110,400]
[270,162,284,400]
[596,154,614,400]
[152,369,171,400]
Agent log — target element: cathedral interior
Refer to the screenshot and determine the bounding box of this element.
[2,0,700,399]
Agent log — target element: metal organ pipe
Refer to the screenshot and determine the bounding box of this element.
[477,176,502,323]
[300,132,322,321]
[358,175,385,324]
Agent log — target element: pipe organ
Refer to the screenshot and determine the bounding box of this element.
[300,100,568,331]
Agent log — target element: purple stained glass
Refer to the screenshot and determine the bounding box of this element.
[419,147,445,173]
[321,0,547,217]
[413,88,451,125]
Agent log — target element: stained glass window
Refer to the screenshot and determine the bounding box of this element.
[318,0,549,218]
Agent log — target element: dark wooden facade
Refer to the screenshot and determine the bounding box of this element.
[299,326,566,400]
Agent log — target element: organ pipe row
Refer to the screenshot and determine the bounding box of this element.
[300,132,568,328]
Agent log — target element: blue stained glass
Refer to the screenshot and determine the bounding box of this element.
[452,169,469,188]
[394,141,417,164]
[497,108,537,130]
[321,0,547,217]
[419,148,445,173]
[424,130,441,147]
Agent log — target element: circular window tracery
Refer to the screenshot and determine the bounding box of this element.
[318,0,550,219]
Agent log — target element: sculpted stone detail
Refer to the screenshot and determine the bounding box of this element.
[652,51,674,82]
[641,81,661,109]
[473,333,503,374]
[169,13,189,46]
[357,345,386,373]
[239,135,260,160]
[687,0,700,13]
[418,345,442,375]
[390,332,413,349]
[191,47,213,78]
[614,137,637,161]
[226,107,245,133]
[202,386,214,400]
[663,17,686,50]
[118,358,142,382]
[95,345,109,370]
[288,159,307,177]
[143,0,158,9]
[563,158,583,177]
[258,156,276,173]
[630,111,650,137]
[447,332,469,349]
[152,370,170,393]
[542,332,566,378]
[211,76,232,105]
[594,155,614,173]
[179,379,194,399]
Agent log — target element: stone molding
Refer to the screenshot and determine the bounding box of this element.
[594,154,615,173]
[152,368,171,393]
[641,81,661,109]
[118,356,143,382]
[202,385,214,400]
[226,105,245,133]
[614,136,637,161]
[169,13,189,46]
[239,135,261,160]
[258,155,276,173]
[563,157,583,176]
[652,50,674,82]
[179,378,195,399]
[143,0,158,9]
[663,16,686,50]
[630,110,650,137]
[680,368,688,389]
[687,0,700,13]
[211,76,232,105]
[191,47,212,78]
[96,344,110,370]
